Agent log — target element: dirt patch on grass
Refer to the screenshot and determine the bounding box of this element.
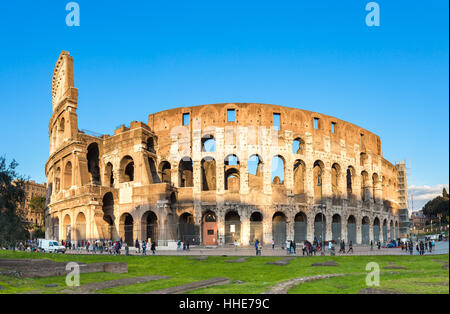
[265,274,344,294]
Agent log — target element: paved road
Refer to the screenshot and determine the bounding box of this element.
[64,241,449,257]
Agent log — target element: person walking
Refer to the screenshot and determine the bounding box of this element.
[272,240,275,250]
[286,240,291,256]
[254,239,259,256]
[151,242,156,255]
[258,241,262,256]
[339,239,345,254]
[370,240,373,251]
[347,240,353,254]
[177,240,182,252]
[292,240,296,255]
[135,239,140,254]
[142,240,147,256]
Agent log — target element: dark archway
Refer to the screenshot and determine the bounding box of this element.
[272,212,287,246]
[373,217,380,243]
[294,212,307,243]
[347,215,356,244]
[179,212,198,244]
[249,212,263,244]
[225,211,241,244]
[362,216,370,245]
[87,143,101,185]
[332,214,341,243]
[142,211,158,243]
[314,213,326,244]
[120,213,134,246]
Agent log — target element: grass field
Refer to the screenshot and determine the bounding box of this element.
[0,250,448,294]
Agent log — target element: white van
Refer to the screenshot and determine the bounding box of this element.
[38,239,66,253]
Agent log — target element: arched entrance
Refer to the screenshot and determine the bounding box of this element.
[347,215,356,244]
[294,212,307,243]
[120,213,134,246]
[101,192,115,240]
[142,211,158,243]
[225,211,241,244]
[249,212,263,244]
[382,219,388,242]
[272,212,287,246]
[63,214,71,241]
[332,214,341,243]
[362,216,370,245]
[314,213,326,244]
[179,212,197,244]
[75,212,86,242]
[202,211,217,246]
[373,218,380,243]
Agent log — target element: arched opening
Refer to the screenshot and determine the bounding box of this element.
[331,163,340,203]
[120,213,134,246]
[248,154,263,190]
[313,160,324,203]
[225,168,240,192]
[142,211,158,243]
[360,152,367,167]
[293,159,305,195]
[294,212,307,243]
[272,212,287,246]
[179,157,193,187]
[120,156,134,182]
[361,171,369,202]
[346,166,355,204]
[63,162,72,190]
[105,162,114,187]
[178,212,196,244]
[55,167,61,193]
[201,157,216,191]
[147,137,156,153]
[292,137,305,154]
[101,192,115,240]
[202,211,217,246]
[314,213,326,244]
[382,219,388,242]
[373,218,380,243]
[271,155,285,185]
[249,212,263,244]
[63,214,71,241]
[225,211,241,244]
[372,173,379,202]
[159,161,171,184]
[201,134,216,152]
[87,143,101,185]
[347,215,356,244]
[75,212,86,242]
[332,214,341,243]
[362,216,370,245]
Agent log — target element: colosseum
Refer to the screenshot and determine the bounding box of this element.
[45,51,407,248]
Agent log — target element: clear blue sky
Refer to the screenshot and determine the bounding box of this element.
[0,1,448,210]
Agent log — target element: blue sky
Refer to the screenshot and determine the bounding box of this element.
[0,1,448,211]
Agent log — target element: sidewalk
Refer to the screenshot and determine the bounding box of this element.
[64,241,449,257]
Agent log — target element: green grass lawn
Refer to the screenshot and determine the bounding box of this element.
[0,250,448,294]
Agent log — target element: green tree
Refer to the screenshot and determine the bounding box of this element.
[422,194,450,224]
[443,187,449,199]
[0,157,29,246]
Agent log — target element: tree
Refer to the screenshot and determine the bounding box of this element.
[443,187,449,199]
[29,196,46,215]
[422,194,450,224]
[0,157,29,246]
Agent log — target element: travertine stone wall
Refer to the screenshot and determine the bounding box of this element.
[45,51,402,246]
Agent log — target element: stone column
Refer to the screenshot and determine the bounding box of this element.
[216,210,225,246]
[307,212,315,242]
[241,216,250,245]
[325,212,332,242]
[341,217,348,243]
[356,216,362,244]
[263,214,273,246]
[193,161,201,194]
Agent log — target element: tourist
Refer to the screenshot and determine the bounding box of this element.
[339,239,345,254]
[409,241,413,255]
[254,239,259,256]
[177,240,182,252]
[429,240,433,253]
[347,240,353,254]
[135,239,140,253]
[186,240,190,251]
[234,240,238,251]
[125,243,129,256]
[291,240,296,255]
[151,242,156,255]
[258,241,262,256]
[419,241,425,256]
[272,240,275,250]
[370,240,373,251]
[142,240,147,255]
[286,240,291,256]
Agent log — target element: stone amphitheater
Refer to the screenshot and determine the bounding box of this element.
[45,51,407,248]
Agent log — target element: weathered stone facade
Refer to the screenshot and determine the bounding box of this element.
[45,51,401,247]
